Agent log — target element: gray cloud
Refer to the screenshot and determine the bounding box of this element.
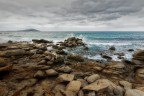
[0,0,144,31]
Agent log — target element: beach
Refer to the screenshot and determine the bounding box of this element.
[0,36,144,96]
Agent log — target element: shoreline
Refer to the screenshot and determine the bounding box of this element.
[0,37,144,96]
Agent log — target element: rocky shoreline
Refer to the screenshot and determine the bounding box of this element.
[0,37,144,96]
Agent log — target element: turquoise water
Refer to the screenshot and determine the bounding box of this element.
[1,31,144,61]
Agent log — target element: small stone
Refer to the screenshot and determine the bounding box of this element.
[34,71,45,78]
[58,66,72,73]
[45,69,58,76]
[57,74,75,82]
[86,74,100,83]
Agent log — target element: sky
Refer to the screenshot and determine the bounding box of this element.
[0,0,144,31]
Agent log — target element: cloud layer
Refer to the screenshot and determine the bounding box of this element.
[0,0,144,31]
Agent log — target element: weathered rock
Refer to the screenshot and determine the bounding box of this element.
[125,89,144,96]
[66,81,82,92]
[34,71,45,78]
[58,66,72,73]
[45,69,58,76]
[119,81,132,89]
[57,74,75,82]
[133,50,144,58]
[86,74,100,83]
[67,54,84,62]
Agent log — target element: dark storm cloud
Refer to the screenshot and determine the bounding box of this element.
[0,0,143,31]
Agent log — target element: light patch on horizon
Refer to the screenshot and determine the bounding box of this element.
[0,0,144,31]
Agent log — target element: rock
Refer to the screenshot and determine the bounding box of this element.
[102,55,112,60]
[83,47,89,50]
[58,66,72,73]
[125,89,144,96]
[67,54,84,62]
[32,39,53,43]
[83,79,124,96]
[109,46,116,51]
[66,81,82,92]
[77,79,88,88]
[136,68,144,80]
[128,49,134,52]
[61,90,77,96]
[54,56,64,63]
[53,84,66,93]
[119,81,132,89]
[0,49,26,57]
[62,37,85,47]
[34,71,45,78]
[57,74,75,82]
[56,50,67,55]
[133,50,144,58]
[86,74,100,83]
[88,91,96,96]
[137,87,144,92]
[0,58,7,67]
[78,90,84,96]
[38,60,46,65]
[102,62,126,74]
[0,65,13,72]
[8,40,13,43]
[45,69,58,76]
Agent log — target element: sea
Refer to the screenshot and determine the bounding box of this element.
[0,31,144,61]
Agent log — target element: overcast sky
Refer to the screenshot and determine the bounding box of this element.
[0,0,144,31]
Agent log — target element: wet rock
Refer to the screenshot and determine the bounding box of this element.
[128,49,134,52]
[45,69,58,76]
[66,80,82,92]
[57,74,75,82]
[58,66,72,73]
[34,70,45,79]
[83,47,89,50]
[56,50,67,55]
[125,89,144,96]
[67,54,84,62]
[119,81,132,89]
[8,40,13,43]
[109,46,116,51]
[32,39,53,43]
[86,74,100,83]
[102,55,112,60]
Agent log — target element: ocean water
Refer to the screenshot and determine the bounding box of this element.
[0,31,144,61]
